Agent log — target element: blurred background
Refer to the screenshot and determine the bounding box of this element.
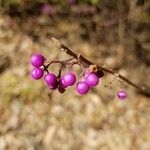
[0,0,150,149]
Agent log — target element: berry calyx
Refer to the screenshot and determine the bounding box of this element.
[31,54,45,67]
[85,73,99,87]
[31,68,44,79]
[117,90,127,100]
[61,72,76,87]
[44,73,57,86]
[76,81,89,95]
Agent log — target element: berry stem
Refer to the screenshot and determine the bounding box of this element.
[52,37,150,97]
[44,58,76,78]
[45,58,75,68]
[57,63,64,78]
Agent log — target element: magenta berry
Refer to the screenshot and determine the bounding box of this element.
[44,73,57,86]
[58,80,66,93]
[76,81,89,95]
[85,73,99,87]
[83,68,104,79]
[44,73,58,90]
[68,0,76,5]
[117,90,127,100]
[61,72,76,87]
[31,54,45,67]
[31,68,44,79]
[59,78,68,88]
[48,82,58,90]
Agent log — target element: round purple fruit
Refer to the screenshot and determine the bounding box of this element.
[47,82,58,90]
[76,81,89,95]
[61,72,76,87]
[44,73,57,86]
[85,73,99,87]
[31,53,45,67]
[59,78,68,89]
[117,90,127,100]
[31,68,44,79]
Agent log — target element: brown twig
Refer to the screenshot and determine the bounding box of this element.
[52,37,150,97]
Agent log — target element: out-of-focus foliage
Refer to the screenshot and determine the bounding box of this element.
[0,0,110,7]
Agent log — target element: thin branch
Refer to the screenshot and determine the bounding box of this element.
[45,58,74,68]
[43,58,76,77]
[52,37,150,97]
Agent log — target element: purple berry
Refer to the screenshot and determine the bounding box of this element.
[47,82,58,90]
[76,81,89,95]
[61,72,76,87]
[31,54,45,67]
[117,90,127,100]
[59,79,68,88]
[68,0,77,5]
[85,73,99,87]
[31,68,44,79]
[41,4,56,15]
[57,79,66,93]
[44,73,57,86]
[83,68,104,79]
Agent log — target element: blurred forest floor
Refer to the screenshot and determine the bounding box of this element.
[0,0,150,150]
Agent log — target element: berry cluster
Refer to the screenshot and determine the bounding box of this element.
[30,53,127,99]
[77,69,100,95]
[30,53,103,95]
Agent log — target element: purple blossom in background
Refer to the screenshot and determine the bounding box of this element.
[41,3,56,15]
[68,0,77,5]
[87,6,96,15]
